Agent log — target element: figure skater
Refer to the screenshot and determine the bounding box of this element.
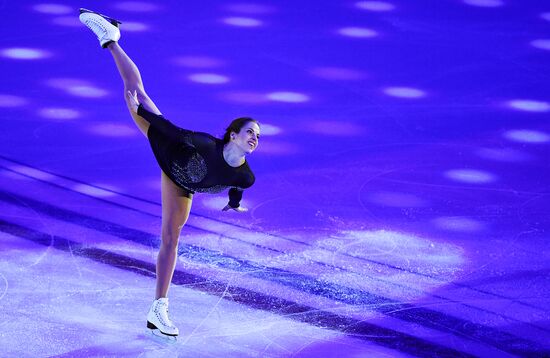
[79,9,260,340]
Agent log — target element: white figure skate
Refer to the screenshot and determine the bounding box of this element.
[79,8,121,48]
[147,297,179,342]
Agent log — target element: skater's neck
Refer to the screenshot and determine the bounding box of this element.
[223,142,246,167]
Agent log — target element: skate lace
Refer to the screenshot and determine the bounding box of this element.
[84,19,107,39]
[156,301,174,328]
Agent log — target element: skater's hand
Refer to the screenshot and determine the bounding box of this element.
[222,204,248,213]
[127,90,140,113]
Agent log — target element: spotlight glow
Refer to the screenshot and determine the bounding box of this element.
[444,169,496,184]
[88,123,139,137]
[541,13,550,21]
[46,78,108,98]
[222,17,263,27]
[33,4,73,14]
[504,130,550,143]
[1,48,51,60]
[38,108,81,120]
[355,1,395,11]
[9,166,56,181]
[530,39,550,50]
[67,86,109,98]
[338,27,378,38]
[508,99,550,112]
[256,123,281,136]
[73,184,118,198]
[384,87,426,98]
[254,141,298,155]
[433,217,486,232]
[120,22,149,32]
[172,56,225,68]
[266,92,310,103]
[463,0,503,7]
[0,95,28,108]
[188,73,230,84]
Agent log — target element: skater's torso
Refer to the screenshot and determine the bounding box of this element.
[139,105,254,205]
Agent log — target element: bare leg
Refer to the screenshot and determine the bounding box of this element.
[156,171,192,299]
[106,42,161,137]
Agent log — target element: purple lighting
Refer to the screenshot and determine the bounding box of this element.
[188,73,230,84]
[463,0,503,7]
[476,148,531,162]
[508,99,550,112]
[72,184,118,198]
[383,87,426,98]
[32,4,73,14]
[355,1,396,12]
[2,2,550,356]
[366,191,427,207]
[38,108,81,120]
[222,17,263,27]
[88,123,139,137]
[504,129,550,143]
[120,22,149,32]
[530,39,550,50]
[338,27,378,38]
[444,169,496,184]
[0,95,28,108]
[310,67,367,81]
[1,48,51,60]
[225,3,276,14]
[266,92,310,103]
[433,217,486,232]
[172,56,225,68]
[114,2,160,12]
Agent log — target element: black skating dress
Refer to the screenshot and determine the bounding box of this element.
[138,104,255,208]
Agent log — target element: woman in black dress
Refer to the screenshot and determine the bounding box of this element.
[79,8,260,339]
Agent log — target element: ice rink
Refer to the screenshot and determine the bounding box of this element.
[0,1,549,357]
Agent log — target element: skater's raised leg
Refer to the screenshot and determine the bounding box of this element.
[80,9,160,137]
[107,42,161,137]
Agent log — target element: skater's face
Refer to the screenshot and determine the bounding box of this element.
[232,122,260,154]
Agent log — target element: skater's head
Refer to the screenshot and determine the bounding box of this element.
[223,117,260,154]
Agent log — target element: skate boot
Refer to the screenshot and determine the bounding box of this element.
[147,297,179,339]
[79,8,121,48]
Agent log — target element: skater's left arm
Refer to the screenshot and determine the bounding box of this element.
[222,188,248,212]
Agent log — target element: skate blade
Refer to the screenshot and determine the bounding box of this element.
[147,328,178,344]
[79,8,122,25]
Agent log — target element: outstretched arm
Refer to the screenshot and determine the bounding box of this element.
[127,90,186,141]
[222,188,248,212]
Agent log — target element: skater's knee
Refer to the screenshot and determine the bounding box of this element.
[160,227,181,251]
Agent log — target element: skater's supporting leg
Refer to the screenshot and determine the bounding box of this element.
[107,42,161,137]
[156,171,192,299]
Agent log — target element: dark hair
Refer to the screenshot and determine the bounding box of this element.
[223,117,259,144]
